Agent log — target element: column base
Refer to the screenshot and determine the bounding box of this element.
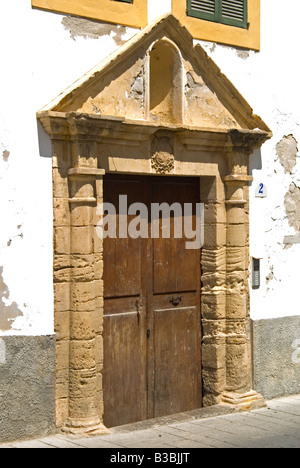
[220,390,266,412]
[61,417,110,436]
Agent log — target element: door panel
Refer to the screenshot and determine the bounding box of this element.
[103,175,202,428]
[149,177,202,417]
[103,306,147,428]
[103,178,142,299]
[153,306,201,418]
[103,177,147,428]
[152,179,199,294]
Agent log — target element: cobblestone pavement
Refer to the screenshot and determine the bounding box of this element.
[1,395,300,449]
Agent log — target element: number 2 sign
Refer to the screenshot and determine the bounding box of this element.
[255,182,267,198]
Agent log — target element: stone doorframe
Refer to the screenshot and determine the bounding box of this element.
[39,111,270,435]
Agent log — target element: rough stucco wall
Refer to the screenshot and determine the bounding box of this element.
[252,317,300,400]
[0,335,56,443]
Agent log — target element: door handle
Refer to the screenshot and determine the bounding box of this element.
[169,296,182,307]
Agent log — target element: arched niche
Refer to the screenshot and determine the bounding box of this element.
[148,39,184,124]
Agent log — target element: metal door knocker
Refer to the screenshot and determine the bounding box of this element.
[169,296,182,306]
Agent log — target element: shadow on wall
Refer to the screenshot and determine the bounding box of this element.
[249,148,262,175]
[37,121,52,159]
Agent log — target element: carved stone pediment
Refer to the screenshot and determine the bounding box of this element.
[38,13,271,136]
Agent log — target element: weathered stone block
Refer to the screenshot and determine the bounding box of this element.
[53,197,70,226]
[70,311,96,340]
[56,339,70,371]
[202,367,226,396]
[201,271,226,293]
[226,246,245,272]
[71,281,96,312]
[70,204,94,226]
[201,293,226,320]
[54,255,72,283]
[69,339,96,371]
[55,310,70,341]
[56,368,69,399]
[226,293,247,319]
[54,226,71,255]
[56,398,69,429]
[227,224,246,247]
[71,226,94,255]
[202,341,226,370]
[226,205,245,225]
[53,167,69,198]
[203,223,226,249]
[68,396,97,419]
[201,247,226,272]
[204,202,226,224]
[70,254,95,282]
[54,282,70,312]
[69,369,97,399]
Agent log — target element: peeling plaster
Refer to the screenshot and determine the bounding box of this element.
[276,135,298,174]
[62,16,128,45]
[2,150,10,162]
[236,48,250,60]
[130,68,145,106]
[0,267,23,332]
[285,182,300,232]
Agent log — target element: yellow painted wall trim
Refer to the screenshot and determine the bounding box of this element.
[32,0,148,29]
[172,0,260,50]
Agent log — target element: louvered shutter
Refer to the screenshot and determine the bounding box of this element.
[220,0,247,28]
[113,0,133,3]
[187,0,247,29]
[187,0,216,22]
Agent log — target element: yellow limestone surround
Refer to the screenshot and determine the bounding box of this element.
[38,14,272,433]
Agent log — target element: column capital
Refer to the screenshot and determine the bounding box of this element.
[227,129,271,155]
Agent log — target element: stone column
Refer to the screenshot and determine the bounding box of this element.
[221,141,265,410]
[62,165,109,435]
[200,176,227,407]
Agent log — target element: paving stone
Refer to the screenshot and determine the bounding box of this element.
[169,421,245,448]
[38,435,86,448]
[1,395,300,449]
[159,426,238,448]
[10,440,55,448]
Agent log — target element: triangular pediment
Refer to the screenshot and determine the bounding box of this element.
[40,14,270,133]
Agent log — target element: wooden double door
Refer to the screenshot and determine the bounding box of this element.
[103,174,202,428]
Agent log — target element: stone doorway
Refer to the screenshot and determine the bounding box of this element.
[37,14,271,434]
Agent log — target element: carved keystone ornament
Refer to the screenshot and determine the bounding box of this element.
[151,132,174,174]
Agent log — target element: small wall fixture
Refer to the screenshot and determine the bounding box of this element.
[252,257,261,289]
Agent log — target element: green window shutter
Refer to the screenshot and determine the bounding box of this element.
[220,0,247,28]
[113,0,133,3]
[187,0,216,22]
[187,0,247,29]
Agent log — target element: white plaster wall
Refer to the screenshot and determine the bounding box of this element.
[198,0,300,320]
[0,0,299,336]
[0,0,137,335]
[148,0,172,22]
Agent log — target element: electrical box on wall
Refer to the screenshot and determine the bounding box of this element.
[252,258,261,289]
